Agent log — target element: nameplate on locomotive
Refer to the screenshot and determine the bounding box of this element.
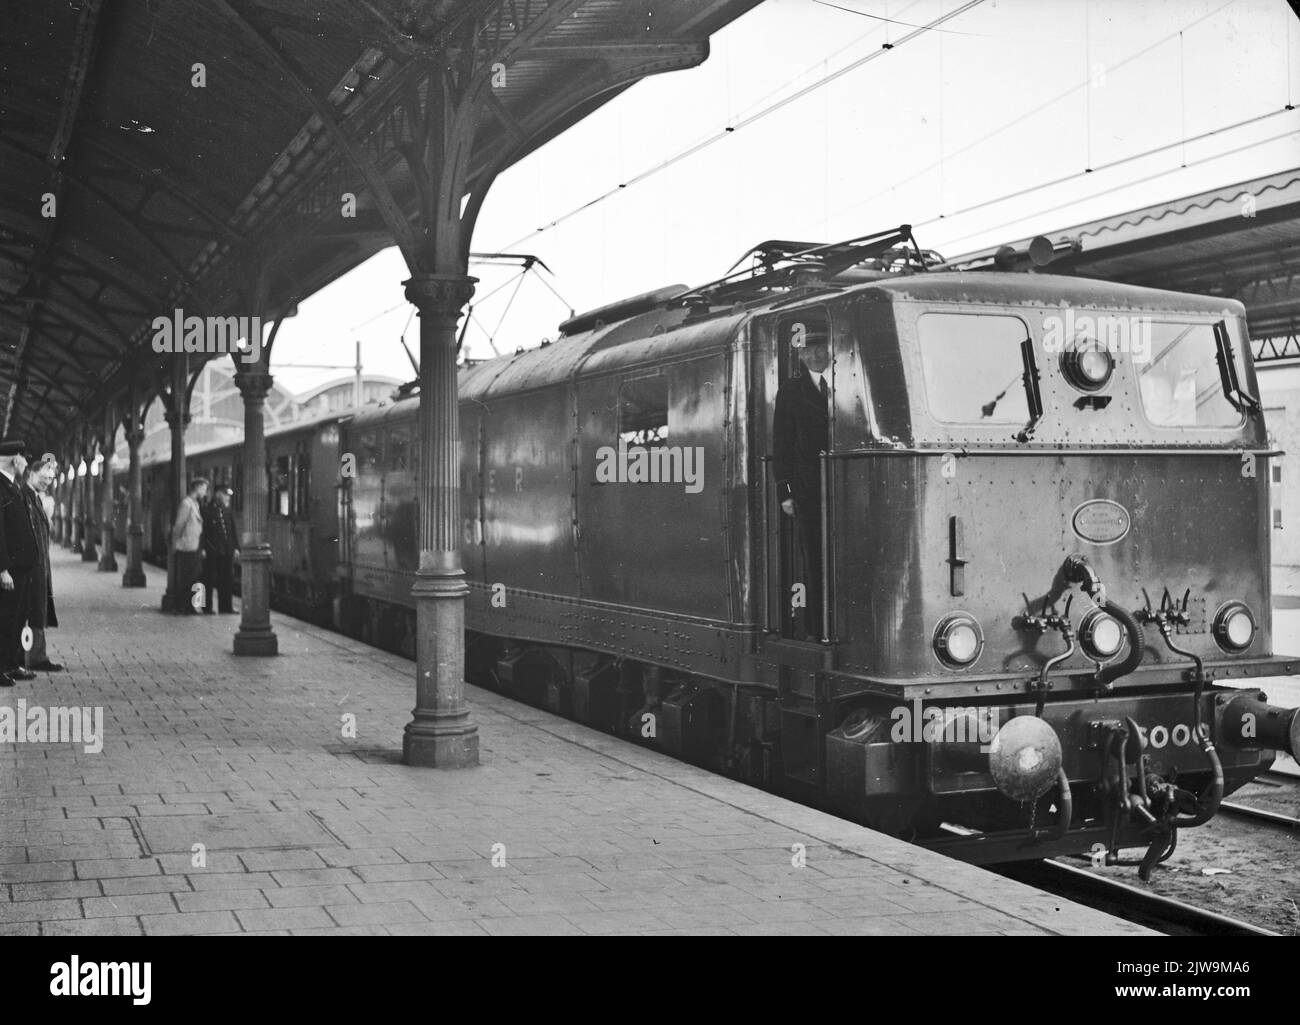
[1071,499,1131,545]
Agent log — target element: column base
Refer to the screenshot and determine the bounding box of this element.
[122,568,146,588]
[234,542,276,655]
[81,546,98,563]
[233,628,278,657]
[402,721,479,768]
[403,555,478,769]
[98,554,118,572]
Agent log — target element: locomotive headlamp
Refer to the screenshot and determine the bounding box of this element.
[1062,342,1114,392]
[1079,608,1124,661]
[1213,602,1256,653]
[933,613,983,669]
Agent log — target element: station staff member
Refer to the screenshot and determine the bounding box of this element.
[201,485,238,614]
[0,440,39,685]
[773,327,832,640]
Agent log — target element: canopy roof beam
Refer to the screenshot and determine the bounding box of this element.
[7,0,105,436]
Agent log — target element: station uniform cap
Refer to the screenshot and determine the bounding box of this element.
[0,440,28,456]
[37,452,57,469]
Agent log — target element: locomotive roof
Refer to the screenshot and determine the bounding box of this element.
[852,270,1248,319]
[345,268,1249,429]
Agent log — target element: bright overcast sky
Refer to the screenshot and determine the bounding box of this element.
[269,0,1300,394]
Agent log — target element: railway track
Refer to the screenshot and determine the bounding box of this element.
[997,860,1279,936]
[1219,770,1300,831]
[1219,802,1300,829]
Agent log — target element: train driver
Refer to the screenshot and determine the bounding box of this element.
[773,323,831,641]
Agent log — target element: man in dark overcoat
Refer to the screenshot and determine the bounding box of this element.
[201,485,239,614]
[773,328,832,641]
[23,453,61,671]
[0,440,39,685]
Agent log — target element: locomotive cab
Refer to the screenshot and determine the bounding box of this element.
[758,271,1298,868]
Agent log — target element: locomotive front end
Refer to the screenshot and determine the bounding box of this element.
[822,273,1300,872]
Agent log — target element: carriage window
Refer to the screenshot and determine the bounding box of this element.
[359,431,382,471]
[1137,323,1245,428]
[295,450,311,517]
[388,427,410,472]
[618,376,668,447]
[269,455,291,518]
[917,313,1031,425]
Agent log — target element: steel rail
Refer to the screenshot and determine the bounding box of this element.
[1218,801,1300,829]
[997,859,1279,936]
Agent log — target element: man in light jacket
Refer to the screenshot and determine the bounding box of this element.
[171,477,208,615]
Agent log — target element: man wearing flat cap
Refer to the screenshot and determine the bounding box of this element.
[0,440,39,685]
[23,453,61,672]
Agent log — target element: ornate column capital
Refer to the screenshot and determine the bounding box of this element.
[403,273,477,317]
[125,425,146,448]
[233,369,275,403]
[162,409,191,430]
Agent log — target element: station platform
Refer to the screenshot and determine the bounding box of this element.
[0,548,1151,936]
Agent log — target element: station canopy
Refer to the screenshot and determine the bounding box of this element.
[0,0,761,444]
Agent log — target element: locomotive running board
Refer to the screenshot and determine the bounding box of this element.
[923,822,1155,865]
[846,654,1300,702]
[761,636,838,670]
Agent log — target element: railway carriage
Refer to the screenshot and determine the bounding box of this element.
[130,227,1300,873]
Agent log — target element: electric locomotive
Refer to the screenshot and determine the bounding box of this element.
[135,225,1300,873]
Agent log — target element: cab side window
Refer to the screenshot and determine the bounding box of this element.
[618,375,668,447]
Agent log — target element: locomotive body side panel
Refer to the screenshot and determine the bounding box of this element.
[454,314,760,679]
[476,381,581,601]
[574,351,729,619]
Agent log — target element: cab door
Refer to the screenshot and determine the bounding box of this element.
[759,307,837,641]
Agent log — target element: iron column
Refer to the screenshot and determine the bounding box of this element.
[401,272,478,768]
[122,420,146,588]
[232,367,277,655]
[98,407,118,572]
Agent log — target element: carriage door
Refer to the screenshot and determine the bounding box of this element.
[764,308,835,642]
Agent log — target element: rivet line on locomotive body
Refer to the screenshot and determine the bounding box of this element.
[123,224,1300,875]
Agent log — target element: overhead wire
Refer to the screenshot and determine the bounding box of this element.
[917,105,1299,239]
[933,126,1300,253]
[497,0,990,251]
[833,0,1243,222]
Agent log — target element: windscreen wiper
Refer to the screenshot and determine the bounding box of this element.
[1214,320,1260,416]
[1015,336,1044,442]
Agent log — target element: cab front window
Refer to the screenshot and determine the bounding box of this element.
[1136,322,1245,428]
[917,312,1032,426]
